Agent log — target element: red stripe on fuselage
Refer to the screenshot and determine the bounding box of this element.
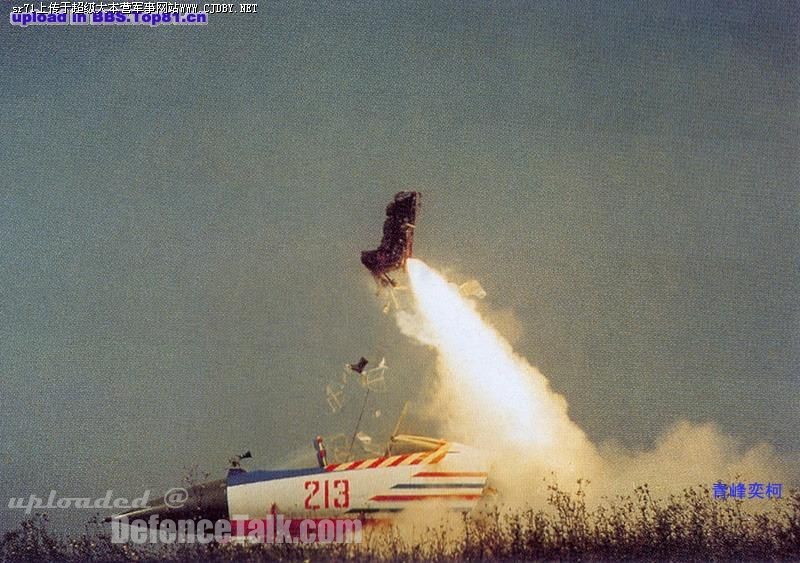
[388,454,411,467]
[368,457,387,468]
[409,451,430,465]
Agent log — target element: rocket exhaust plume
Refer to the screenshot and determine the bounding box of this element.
[397,259,601,497]
[396,258,793,504]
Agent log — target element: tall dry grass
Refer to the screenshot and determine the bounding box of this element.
[2,483,798,561]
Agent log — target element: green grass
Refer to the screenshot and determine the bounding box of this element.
[3,483,798,561]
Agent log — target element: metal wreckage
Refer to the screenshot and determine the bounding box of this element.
[109,191,490,538]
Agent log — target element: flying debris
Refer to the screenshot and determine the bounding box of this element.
[361,191,421,287]
[346,357,369,374]
[355,432,383,456]
[325,383,345,413]
[459,279,487,299]
[228,450,252,472]
[340,357,389,391]
[327,357,389,412]
[361,357,388,392]
[381,284,404,314]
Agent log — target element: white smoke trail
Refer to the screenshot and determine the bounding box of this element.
[395,258,794,504]
[396,259,600,498]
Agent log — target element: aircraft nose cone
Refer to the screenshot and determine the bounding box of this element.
[109,479,228,523]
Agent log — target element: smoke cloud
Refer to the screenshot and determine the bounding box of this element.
[395,259,794,506]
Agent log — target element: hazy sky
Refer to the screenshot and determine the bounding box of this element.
[1,1,797,532]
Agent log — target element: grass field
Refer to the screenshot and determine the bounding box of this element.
[3,482,798,561]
